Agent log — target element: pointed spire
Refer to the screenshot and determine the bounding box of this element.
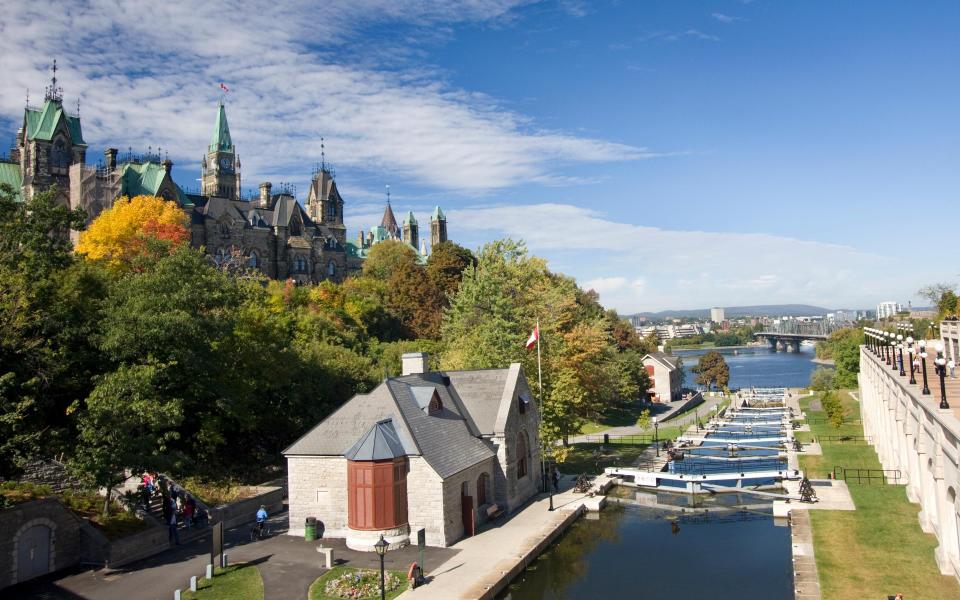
[404,210,418,226]
[209,101,234,153]
[44,59,63,103]
[381,185,400,237]
[431,206,446,221]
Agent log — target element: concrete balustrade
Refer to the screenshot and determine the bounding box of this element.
[858,347,960,581]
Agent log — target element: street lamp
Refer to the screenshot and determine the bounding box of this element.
[653,416,659,457]
[919,340,931,395]
[907,337,916,385]
[936,342,949,409]
[897,334,905,376]
[882,332,890,365]
[374,535,389,600]
[888,333,898,371]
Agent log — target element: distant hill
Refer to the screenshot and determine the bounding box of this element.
[628,304,834,319]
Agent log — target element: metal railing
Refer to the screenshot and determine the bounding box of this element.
[669,458,788,476]
[833,466,901,484]
[817,435,873,444]
[577,433,654,446]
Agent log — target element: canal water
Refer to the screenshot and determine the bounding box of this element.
[498,492,793,600]
[677,345,818,390]
[499,346,806,599]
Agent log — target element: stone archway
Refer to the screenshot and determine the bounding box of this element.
[12,517,57,584]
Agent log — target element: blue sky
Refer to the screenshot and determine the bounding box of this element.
[1,1,957,311]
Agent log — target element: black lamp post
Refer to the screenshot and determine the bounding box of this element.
[883,333,891,365]
[889,333,898,371]
[374,535,389,600]
[936,343,949,409]
[653,416,659,458]
[897,335,905,376]
[907,337,916,385]
[920,340,931,395]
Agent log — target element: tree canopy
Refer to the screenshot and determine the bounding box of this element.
[691,351,730,391]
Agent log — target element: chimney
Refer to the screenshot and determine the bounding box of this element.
[105,148,118,170]
[259,182,272,208]
[161,159,172,174]
[401,352,429,376]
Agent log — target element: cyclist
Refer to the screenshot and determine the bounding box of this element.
[253,505,268,538]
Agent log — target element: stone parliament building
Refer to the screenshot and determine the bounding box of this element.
[0,71,450,283]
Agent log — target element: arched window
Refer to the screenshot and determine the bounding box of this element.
[327,202,336,218]
[476,472,489,506]
[219,222,230,238]
[516,431,530,479]
[293,255,307,273]
[248,251,259,268]
[51,138,69,168]
[518,393,528,415]
[327,260,335,276]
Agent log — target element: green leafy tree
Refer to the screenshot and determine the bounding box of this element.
[362,239,418,281]
[69,364,182,516]
[809,367,836,391]
[691,351,729,391]
[426,241,475,300]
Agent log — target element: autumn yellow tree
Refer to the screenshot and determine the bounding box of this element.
[76,195,189,270]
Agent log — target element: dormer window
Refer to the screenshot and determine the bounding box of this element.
[410,386,443,415]
[428,395,443,414]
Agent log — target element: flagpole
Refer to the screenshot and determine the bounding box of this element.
[536,318,543,396]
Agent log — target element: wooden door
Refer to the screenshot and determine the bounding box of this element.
[461,493,475,537]
[17,524,50,582]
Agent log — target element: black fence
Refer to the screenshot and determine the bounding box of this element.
[817,435,873,444]
[805,418,863,426]
[833,466,901,484]
[577,433,654,446]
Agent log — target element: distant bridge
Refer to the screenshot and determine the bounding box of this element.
[754,321,841,353]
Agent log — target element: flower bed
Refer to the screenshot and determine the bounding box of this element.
[309,567,408,600]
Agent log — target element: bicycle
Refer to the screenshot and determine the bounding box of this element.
[250,519,270,541]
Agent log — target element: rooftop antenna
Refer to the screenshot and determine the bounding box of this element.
[25,89,29,107]
[76,96,80,116]
[386,184,391,204]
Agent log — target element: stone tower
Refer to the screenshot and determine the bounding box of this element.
[402,210,418,250]
[201,101,240,200]
[430,206,447,247]
[16,61,87,203]
[306,167,346,245]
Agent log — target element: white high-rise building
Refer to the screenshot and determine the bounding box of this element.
[876,301,903,320]
[710,307,725,323]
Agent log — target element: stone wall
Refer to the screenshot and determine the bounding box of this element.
[405,457,446,547]
[0,498,83,590]
[208,486,284,531]
[492,374,542,513]
[436,459,497,546]
[859,346,960,582]
[286,456,348,538]
[17,458,85,494]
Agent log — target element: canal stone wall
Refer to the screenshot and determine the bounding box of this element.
[858,346,960,582]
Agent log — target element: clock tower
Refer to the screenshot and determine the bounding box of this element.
[201,101,241,200]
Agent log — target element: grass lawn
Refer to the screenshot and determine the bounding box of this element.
[557,443,648,475]
[799,391,959,599]
[182,564,264,600]
[309,567,409,600]
[578,403,647,434]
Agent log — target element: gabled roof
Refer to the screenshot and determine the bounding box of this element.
[24,99,85,145]
[644,351,680,370]
[431,206,445,221]
[344,419,407,461]
[119,162,186,205]
[209,102,234,153]
[380,202,400,237]
[0,162,23,201]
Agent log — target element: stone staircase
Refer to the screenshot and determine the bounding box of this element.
[123,475,211,544]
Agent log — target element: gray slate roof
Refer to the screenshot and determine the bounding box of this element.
[646,352,680,370]
[345,419,406,460]
[285,368,525,478]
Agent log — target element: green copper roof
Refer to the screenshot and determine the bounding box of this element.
[404,210,417,226]
[209,103,234,153]
[431,206,445,221]
[119,162,186,205]
[0,162,23,201]
[24,99,85,145]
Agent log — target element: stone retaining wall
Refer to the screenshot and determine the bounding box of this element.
[209,485,284,530]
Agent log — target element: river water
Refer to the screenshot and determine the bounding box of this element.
[676,345,818,390]
[499,345,810,599]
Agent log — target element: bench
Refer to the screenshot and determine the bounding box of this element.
[486,504,504,520]
[317,546,335,569]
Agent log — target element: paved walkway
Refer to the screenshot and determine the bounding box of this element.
[566,393,725,444]
[401,477,605,600]
[10,511,456,600]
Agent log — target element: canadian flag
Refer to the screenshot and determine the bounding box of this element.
[525,326,539,349]
[219,83,230,93]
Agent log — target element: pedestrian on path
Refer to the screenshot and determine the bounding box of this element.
[551,467,560,492]
[949,359,956,378]
[163,497,180,545]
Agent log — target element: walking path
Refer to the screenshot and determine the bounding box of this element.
[566,393,726,444]
[12,511,456,600]
[402,477,609,600]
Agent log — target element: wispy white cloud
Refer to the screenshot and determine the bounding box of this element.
[443,203,940,312]
[712,12,743,24]
[0,0,646,194]
[640,29,720,43]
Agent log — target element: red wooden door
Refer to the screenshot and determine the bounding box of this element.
[461,493,475,537]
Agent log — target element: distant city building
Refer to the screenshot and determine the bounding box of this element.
[629,315,647,328]
[876,301,903,320]
[710,307,725,323]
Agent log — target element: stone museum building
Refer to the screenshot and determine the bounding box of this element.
[283,353,542,550]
